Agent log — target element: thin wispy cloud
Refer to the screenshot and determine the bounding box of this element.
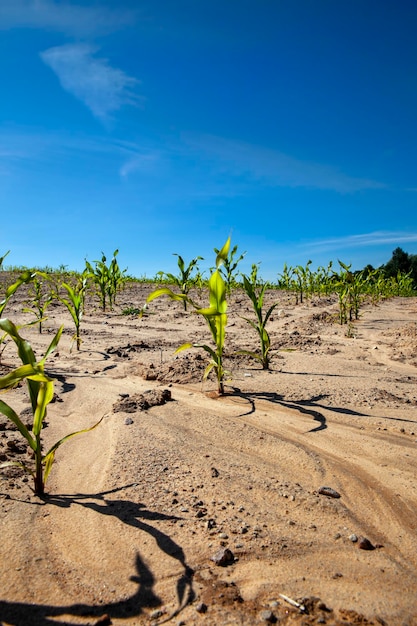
[119,154,160,179]
[0,128,163,180]
[0,0,135,36]
[40,44,141,122]
[304,231,417,253]
[184,134,385,193]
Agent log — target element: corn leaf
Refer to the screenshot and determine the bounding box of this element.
[41,325,64,363]
[147,287,188,304]
[203,362,216,380]
[237,349,263,363]
[0,399,36,450]
[207,270,227,314]
[0,318,36,365]
[264,303,279,325]
[42,415,105,484]
[174,342,194,354]
[0,460,35,477]
[33,380,54,436]
[0,363,41,391]
[215,237,231,269]
[193,343,218,363]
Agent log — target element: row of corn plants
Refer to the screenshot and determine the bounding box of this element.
[0,244,415,497]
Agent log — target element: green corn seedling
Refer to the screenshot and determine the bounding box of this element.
[23,273,53,334]
[0,270,35,317]
[157,254,203,310]
[239,268,279,369]
[57,273,88,350]
[292,260,312,304]
[0,271,36,361]
[147,238,231,394]
[0,319,102,496]
[334,261,366,324]
[213,243,246,294]
[0,250,10,271]
[277,263,296,298]
[85,249,127,312]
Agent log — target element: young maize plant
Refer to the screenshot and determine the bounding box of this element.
[292,260,312,304]
[146,238,231,394]
[239,268,279,369]
[56,273,88,350]
[22,272,53,334]
[0,320,102,496]
[213,243,246,295]
[85,249,127,312]
[0,271,36,363]
[333,261,367,324]
[157,254,204,311]
[0,250,10,271]
[0,270,35,317]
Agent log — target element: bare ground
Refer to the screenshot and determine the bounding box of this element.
[1,280,417,626]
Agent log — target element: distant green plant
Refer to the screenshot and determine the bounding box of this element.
[313,261,334,297]
[56,273,88,350]
[23,273,53,334]
[85,249,127,312]
[0,251,10,270]
[292,260,312,304]
[122,306,142,316]
[147,238,231,394]
[0,320,102,496]
[0,271,36,363]
[0,270,35,317]
[333,261,367,324]
[277,263,294,292]
[239,267,279,369]
[213,243,246,294]
[157,254,203,310]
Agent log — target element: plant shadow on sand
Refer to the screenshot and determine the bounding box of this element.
[0,484,195,626]
[227,388,373,433]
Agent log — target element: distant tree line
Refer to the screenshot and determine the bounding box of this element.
[362,247,417,287]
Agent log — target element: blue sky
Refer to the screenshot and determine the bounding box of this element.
[1,0,417,280]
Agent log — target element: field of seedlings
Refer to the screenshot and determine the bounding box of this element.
[1,251,417,625]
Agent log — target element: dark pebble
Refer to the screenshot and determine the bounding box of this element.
[358,537,375,550]
[318,486,341,498]
[211,547,235,566]
[196,602,208,613]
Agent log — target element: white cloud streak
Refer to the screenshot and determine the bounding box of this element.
[184,134,385,193]
[303,231,417,253]
[0,128,158,177]
[40,44,141,122]
[0,0,134,36]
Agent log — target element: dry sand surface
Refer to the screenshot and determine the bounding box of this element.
[1,279,417,626]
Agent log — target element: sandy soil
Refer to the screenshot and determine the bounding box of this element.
[1,279,417,626]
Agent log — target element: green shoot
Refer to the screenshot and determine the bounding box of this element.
[239,267,279,369]
[56,273,88,350]
[85,249,127,312]
[22,273,53,334]
[0,270,36,317]
[0,250,10,270]
[157,254,203,310]
[0,319,102,496]
[213,243,246,294]
[147,238,231,394]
